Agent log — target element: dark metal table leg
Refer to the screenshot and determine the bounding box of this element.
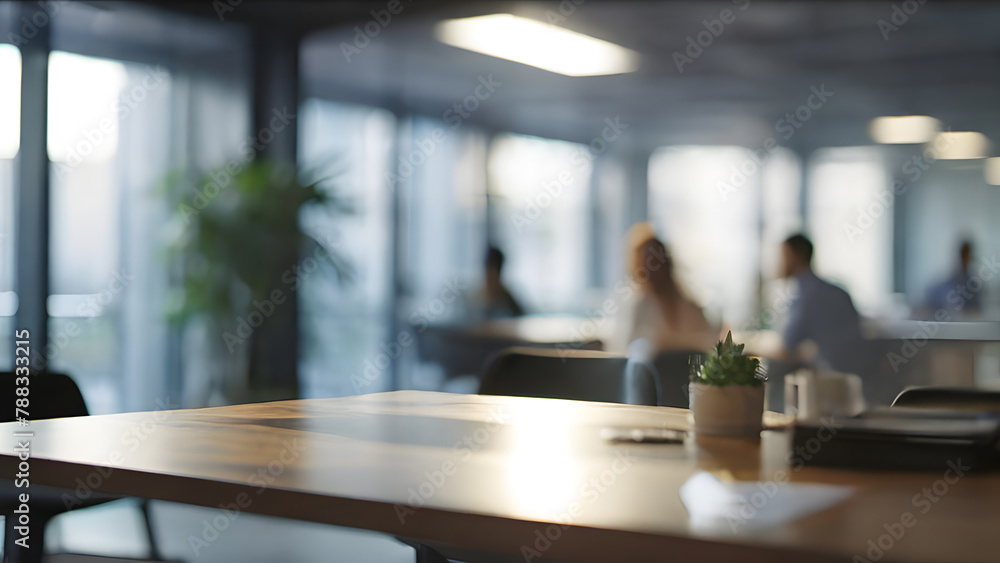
[415,543,452,563]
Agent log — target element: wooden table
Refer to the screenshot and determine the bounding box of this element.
[1,391,998,562]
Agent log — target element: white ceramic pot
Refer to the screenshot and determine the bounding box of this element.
[689,382,765,437]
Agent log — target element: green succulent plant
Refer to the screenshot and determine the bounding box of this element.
[690,331,766,387]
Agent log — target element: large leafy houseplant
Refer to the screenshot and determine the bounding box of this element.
[164,160,347,403]
[689,331,767,437]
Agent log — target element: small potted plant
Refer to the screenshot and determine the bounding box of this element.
[689,331,767,437]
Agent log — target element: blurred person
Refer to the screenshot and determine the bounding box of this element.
[777,234,869,375]
[466,246,524,322]
[925,240,981,315]
[611,225,717,360]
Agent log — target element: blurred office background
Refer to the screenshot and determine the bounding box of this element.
[2,0,1000,418]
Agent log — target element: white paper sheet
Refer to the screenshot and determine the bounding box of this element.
[679,471,854,533]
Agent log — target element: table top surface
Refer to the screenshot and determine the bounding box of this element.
[1,390,998,562]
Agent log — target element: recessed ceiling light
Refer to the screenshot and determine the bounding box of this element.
[934,131,990,160]
[985,158,1000,185]
[434,14,639,77]
[868,115,939,144]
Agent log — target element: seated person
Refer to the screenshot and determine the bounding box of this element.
[925,240,981,315]
[611,226,717,360]
[465,246,525,322]
[777,234,870,375]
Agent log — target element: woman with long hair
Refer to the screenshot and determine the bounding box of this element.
[611,225,717,360]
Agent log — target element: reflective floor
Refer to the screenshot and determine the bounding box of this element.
[31,498,415,563]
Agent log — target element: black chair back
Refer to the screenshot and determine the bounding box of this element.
[478,347,657,406]
[650,350,702,409]
[891,386,1000,412]
[0,372,93,563]
[0,372,88,422]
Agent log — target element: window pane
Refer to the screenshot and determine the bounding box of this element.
[806,146,892,315]
[400,117,489,390]
[595,157,630,291]
[46,51,172,414]
[0,44,19,371]
[761,148,802,280]
[0,44,19,159]
[758,148,802,328]
[488,133,592,313]
[298,98,395,398]
[405,117,487,309]
[48,51,125,295]
[648,145,760,327]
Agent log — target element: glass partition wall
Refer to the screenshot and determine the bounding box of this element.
[3,2,251,413]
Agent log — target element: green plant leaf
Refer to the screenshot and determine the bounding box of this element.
[690,332,766,387]
[162,158,351,324]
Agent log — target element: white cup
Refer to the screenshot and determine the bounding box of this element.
[785,369,866,419]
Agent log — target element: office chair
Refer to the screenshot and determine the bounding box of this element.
[891,386,1000,412]
[0,372,165,563]
[478,347,658,406]
[650,350,703,409]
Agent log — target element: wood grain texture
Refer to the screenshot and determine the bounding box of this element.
[0,391,995,562]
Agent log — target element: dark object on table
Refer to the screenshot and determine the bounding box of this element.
[792,407,1000,472]
[601,427,687,443]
